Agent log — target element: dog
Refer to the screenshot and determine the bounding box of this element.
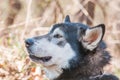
[25,15,119,80]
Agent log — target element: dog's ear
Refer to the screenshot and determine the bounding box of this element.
[64,15,71,23]
[79,24,105,51]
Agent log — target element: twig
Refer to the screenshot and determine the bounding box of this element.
[21,0,33,41]
[74,0,93,23]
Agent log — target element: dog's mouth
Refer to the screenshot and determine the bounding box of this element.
[29,55,52,62]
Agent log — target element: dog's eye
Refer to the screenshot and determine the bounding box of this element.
[53,34,63,38]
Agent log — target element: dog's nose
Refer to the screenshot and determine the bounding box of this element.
[25,38,34,47]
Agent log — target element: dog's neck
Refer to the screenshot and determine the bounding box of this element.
[44,65,63,80]
[44,60,103,80]
[54,65,103,80]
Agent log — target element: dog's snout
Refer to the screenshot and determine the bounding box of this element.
[25,38,34,47]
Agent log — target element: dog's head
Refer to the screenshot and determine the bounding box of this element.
[25,15,105,78]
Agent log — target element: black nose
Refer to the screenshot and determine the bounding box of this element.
[25,38,34,47]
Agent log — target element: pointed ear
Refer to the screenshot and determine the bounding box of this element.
[81,24,105,51]
[64,15,71,23]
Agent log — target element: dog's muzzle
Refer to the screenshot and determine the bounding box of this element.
[25,38,52,62]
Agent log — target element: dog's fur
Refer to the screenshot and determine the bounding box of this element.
[25,15,119,80]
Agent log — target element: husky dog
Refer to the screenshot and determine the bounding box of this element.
[25,15,119,80]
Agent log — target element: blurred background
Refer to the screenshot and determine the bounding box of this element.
[0,0,120,80]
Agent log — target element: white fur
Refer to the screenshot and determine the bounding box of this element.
[44,66,63,80]
[52,28,64,36]
[30,38,75,79]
